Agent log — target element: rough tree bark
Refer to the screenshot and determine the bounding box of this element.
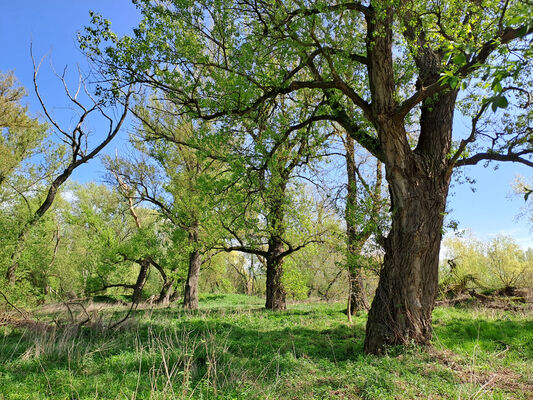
[132,258,150,304]
[265,238,286,310]
[364,88,457,353]
[183,221,201,310]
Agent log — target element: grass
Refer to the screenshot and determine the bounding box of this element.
[0,294,531,399]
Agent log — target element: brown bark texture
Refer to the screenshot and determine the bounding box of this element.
[132,259,150,304]
[364,89,456,353]
[265,239,286,310]
[183,222,201,310]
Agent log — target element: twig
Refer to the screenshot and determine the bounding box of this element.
[109,300,137,330]
[0,289,28,319]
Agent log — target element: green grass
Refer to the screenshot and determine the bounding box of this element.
[0,294,531,399]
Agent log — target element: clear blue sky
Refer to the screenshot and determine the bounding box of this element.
[1,1,531,249]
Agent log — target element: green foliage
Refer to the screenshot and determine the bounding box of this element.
[0,71,48,189]
[441,234,532,292]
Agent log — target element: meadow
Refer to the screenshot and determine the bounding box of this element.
[0,294,531,400]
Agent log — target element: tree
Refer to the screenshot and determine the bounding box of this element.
[106,101,227,309]
[486,235,532,290]
[210,101,331,310]
[0,71,48,190]
[441,233,486,295]
[343,132,386,317]
[82,0,533,353]
[442,233,532,292]
[64,182,174,304]
[4,55,131,285]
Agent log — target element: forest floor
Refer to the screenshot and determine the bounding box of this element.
[0,294,532,399]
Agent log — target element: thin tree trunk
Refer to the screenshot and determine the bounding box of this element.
[132,259,150,304]
[348,270,368,314]
[344,134,368,314]
[183,221,201,310]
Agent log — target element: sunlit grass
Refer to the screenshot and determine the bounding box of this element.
[0,294,531,399]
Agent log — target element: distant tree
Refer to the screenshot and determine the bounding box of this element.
[65,182,173,303]
[342,132,387,317]
[0,71,48,190]
[106,101,227,309]
[442,234,532,292]
[211,101,332,310]
[486,235,532,290]
[441,234,486,295]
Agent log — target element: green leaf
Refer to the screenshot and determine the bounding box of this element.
[452,52,467,66]
[490,95,509,112]
[449,76,459,89]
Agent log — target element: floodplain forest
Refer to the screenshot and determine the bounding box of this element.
[1,0,532,399]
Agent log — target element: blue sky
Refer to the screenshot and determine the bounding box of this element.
[1,1,531,249]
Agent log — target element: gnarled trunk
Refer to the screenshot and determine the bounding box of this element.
[364,89,456,354]
[364,169,449,353]
[157,278,174,304]
[183,221,201,310]
[265,239,286,310]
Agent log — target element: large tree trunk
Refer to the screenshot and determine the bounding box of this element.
[364,170,449,353]
[364,86,456,354]
[265,239,286,310]
[183,222,201,310]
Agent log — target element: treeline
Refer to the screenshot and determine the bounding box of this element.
[0,70,385,315]
[440,234,533,297]
[2,0,533,355]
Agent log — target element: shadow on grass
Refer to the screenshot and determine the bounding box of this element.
[2,303,532,399]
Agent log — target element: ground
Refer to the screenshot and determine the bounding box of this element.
[0,294,532,399]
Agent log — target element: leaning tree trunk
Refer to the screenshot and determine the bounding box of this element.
[183,222,201,310]
[132,258,150,304]
[265,239,286,311]
[5,166,73,284]
[148,258,174,304]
